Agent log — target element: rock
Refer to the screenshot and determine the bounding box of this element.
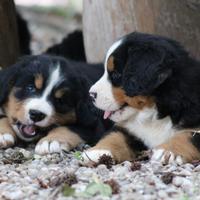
[194,165,200,172]
[2,190,24,200]
[173,177,185,187]
[177,169,192,176]
[158,190,168,199]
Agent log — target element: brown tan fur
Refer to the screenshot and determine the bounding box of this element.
[55,88,68,99]
[35,74,43,90]
[51,111,76,125]
[38,126,84,150]
[107,56,115,71]
[112,87,154,110]
[0,117,16,147]
[90,132,135,163]
[157,130,200,162]
[4,90,26,124]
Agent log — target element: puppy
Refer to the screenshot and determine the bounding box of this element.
[0,55,111,154]
[82,32,200,165]
[46,30,86,62]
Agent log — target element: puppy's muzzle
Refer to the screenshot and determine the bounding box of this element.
[29,109,46,122]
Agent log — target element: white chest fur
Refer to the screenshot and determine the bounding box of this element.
[118,106,177,148]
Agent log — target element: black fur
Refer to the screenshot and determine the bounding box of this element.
[109,32,200,128]
[16,12,86,62]
[191,132,200,151]
[46,30,86,61]
[16,12,31,55]
[0,55,111,143]
[112,126,147,152]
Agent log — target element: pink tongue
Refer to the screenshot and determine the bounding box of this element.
[103,111,112,119]
[22,125,36,136]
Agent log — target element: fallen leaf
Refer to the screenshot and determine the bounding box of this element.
[74,151,83,161]
[78,178,112,198]
[62,184,75,197]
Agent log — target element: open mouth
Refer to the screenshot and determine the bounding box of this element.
[16,121,38,138]
[103,104,127,119]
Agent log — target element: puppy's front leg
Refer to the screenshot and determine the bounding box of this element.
[35,126,84,155]
[82,131,135,165]
[152,131,200,164]
[0,117,16,148]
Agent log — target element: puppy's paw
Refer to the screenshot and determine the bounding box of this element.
[0,133,15,148]
[151,149,184,165]
[35,139,70,155]
[81,149,113,166]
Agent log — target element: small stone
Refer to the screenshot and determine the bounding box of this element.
[96,164,110,176]
[173,176,184,187]
[183,163,194,170]
[181,179,192,191]
[158,190,168,198]
[19,149,33,159]
[194,164,200,172]
[178,169,192,176]
[2,190,24,200]
[28,168,38,178]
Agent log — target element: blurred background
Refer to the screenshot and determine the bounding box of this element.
[15,0,82,54]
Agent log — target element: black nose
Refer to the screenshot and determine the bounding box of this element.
[89,92,97,101]
[29,109,46,122]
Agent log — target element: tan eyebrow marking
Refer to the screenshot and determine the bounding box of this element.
[55,88,69,98]
[34,74,43,90]
[107,56,115,71]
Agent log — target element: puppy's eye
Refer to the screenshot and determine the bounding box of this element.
[25,85,36,93]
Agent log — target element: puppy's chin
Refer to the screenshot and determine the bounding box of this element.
[108,106,137,123]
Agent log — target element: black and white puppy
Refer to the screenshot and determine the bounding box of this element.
[0,55,110,154]
[82,32,200,165]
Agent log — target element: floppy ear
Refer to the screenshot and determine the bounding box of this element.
[0,56,34,105]
[122,47,172,96]
[68,75,99,126]
[0,64,20,105]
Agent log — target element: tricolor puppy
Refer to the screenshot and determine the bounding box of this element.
[0,55,110,154]
[83,32,200,165]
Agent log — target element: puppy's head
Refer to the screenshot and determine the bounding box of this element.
[0,55,87,141]
[90,32,186,122]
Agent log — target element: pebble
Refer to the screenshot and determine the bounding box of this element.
[177,169,192,176]
[2,190,24,200]
[28,168,38,178]
[194,165,200,172]
[173,176,185,186]
[158,190,168,198]
[96,164,110,176]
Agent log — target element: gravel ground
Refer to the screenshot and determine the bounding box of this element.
[0,144,200,200]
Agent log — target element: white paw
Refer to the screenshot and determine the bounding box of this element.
[35,140,70,155]
[151,149,183,165]
[0,133,15,148]
[81,149,113,165]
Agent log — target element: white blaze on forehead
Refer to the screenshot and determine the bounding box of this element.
[42,64,61,99]
[24,64,61,126]
[105,39,123,69]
